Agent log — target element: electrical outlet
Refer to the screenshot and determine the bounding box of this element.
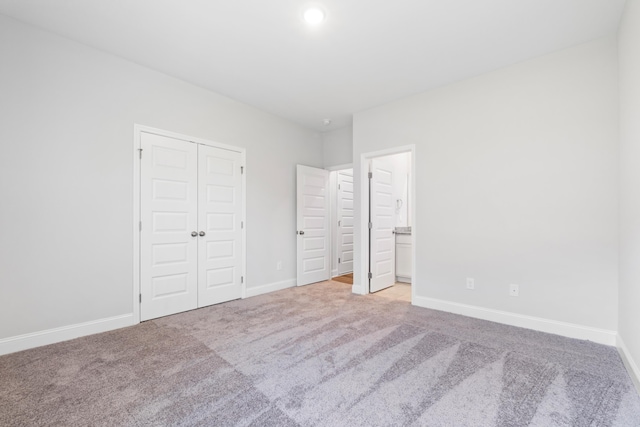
[466,278,475,290]
[509,284,519,297]
[276,261,282,271]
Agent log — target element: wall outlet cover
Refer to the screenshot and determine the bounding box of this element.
[466,278,475,290]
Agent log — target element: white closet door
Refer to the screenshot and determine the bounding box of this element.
[370,157,396,293]
[337,169,354,275]
[297,165,330,286]
[197,145,243,307]
[140,132,198,321]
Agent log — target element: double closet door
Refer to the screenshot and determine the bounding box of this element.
[140,132,243,321]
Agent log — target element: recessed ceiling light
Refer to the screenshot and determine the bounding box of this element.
[323,118,332,126]
[304,8,325,25]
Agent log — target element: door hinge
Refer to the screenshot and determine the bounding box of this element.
[139,293,142,303]
[338,258,341,264]
[368,222,372,229]
[338,184,341,190]
[139,221,142,232]
[368,272,373,279]
[241,221,244,229]
[338,220,341,227]
[241,166,244,174]
[241,276,244,284]
[138,148,143,159]
[368,172,372,179]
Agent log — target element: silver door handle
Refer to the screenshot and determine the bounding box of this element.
[299,230,305,235]
[191,231,198,237]
[199,231,206,237]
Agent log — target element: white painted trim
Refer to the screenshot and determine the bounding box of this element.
[240,148,247,298]
[351,284,366,295]
[412,295,617,346]
[0,314,135,356]
[358,145,416,300]
[133,125,247,318]
[331,268,339,278]
[133,125,142,324]
[617,335,640,393]
[245,279,296,298]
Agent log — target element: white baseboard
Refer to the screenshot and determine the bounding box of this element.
[0,314,136,356]
[245,278,296,298]
[617,335,640,393]
[413,295,617,346]
[331,269,338,278]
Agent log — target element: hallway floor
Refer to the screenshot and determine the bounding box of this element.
[373,282,411,302]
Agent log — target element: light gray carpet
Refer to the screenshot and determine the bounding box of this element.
[1,281,639,426]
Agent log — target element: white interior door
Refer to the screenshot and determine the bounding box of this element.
[337,169,354,275]
[198,145,243,307]
[140,132,198,321]
[370,157,396,292]
[297,165,330,286]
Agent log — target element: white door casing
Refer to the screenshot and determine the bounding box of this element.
[369,157,396,293]
[297,165,330,286]
[198,145,243,307]
[337,169,354,275]
[140,132,199,321]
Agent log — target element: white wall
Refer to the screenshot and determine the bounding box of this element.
[618,0,640,384]
[0,16,321,342]
[322,126,353,167]
[353,36,619,336]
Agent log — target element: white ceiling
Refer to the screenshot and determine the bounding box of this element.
[0,0,627,132]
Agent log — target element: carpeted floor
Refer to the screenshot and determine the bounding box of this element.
[1,280,639,426]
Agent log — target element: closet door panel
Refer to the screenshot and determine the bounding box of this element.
[140,133,198,321]
[197,145,243,307]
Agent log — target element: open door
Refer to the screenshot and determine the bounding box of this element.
[297,165,330,286]
[369,157,396,292]
[337,169,354,275]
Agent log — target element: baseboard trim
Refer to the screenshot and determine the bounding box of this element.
[245,278,296,298]
[413,295,616,346]
[0,314,136,356]
[617,335,640,393]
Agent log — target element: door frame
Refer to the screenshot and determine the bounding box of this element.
[132,124,247,323]
[357,145,416,302]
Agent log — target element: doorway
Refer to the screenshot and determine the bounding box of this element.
[358,146,416,303]
[326,165,354,285]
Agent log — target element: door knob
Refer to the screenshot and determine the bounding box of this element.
[199,231,206,237]
[191,231,198,237]
[299,230,305,235]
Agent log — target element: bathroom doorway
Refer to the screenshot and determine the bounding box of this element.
[357,145,416,303]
